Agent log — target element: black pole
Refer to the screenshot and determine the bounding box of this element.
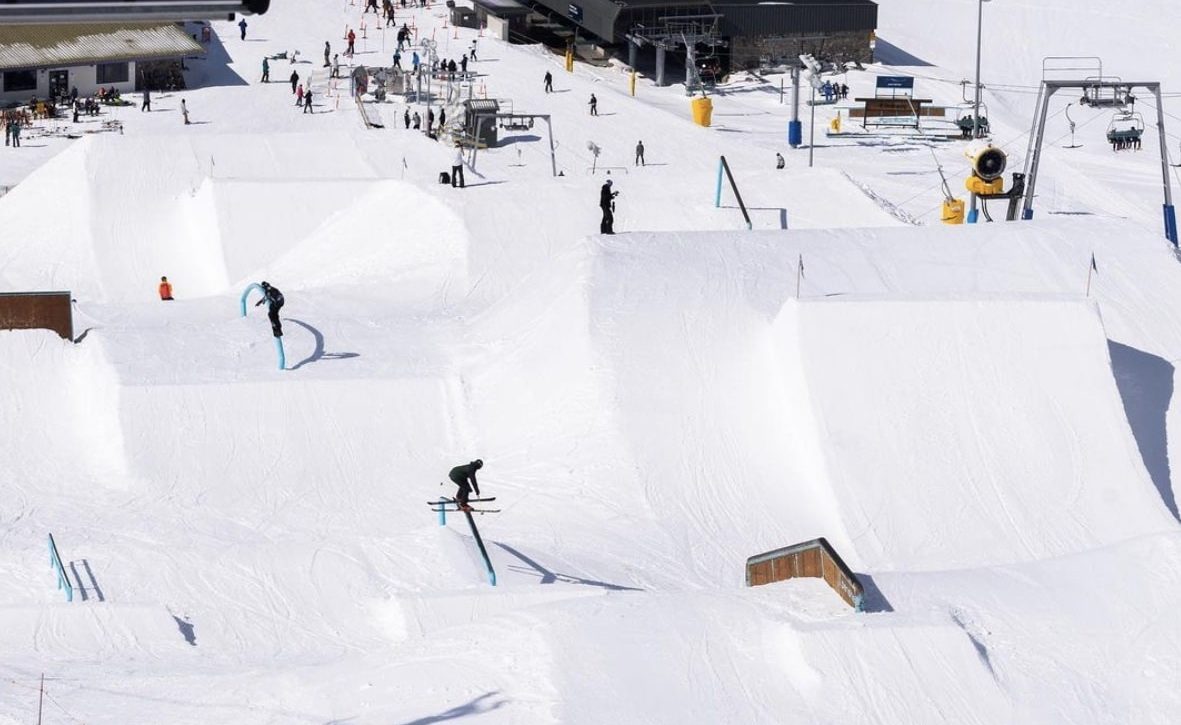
[463,510,497,585]
[719,156,752,229]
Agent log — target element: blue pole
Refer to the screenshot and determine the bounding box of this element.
[1022,208,1034,220]
[239,282,265,317]
[48,534,73,603]
[1164,204,1178,245]
[274,337,286,370]
[438,497,447,526]
[788,120,802,147]
[715,158,723,208]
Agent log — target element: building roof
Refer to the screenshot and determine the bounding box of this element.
[0,23,204,72]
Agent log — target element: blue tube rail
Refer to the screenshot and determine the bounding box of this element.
[48,533,73,602]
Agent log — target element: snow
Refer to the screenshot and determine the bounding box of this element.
[2,0,1181,722]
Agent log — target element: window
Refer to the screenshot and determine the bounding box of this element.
[96,62,129,84]
[3,70,36,93]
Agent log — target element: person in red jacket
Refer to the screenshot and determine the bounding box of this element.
[347,29,356,57]
[158,276,174,300]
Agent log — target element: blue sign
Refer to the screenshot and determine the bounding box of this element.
[876,76,914,90]
[568,3,583,22]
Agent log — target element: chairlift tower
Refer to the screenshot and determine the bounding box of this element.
[626,15,724,96]
[1022,57,1176,244]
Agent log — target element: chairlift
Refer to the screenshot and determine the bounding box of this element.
[1062,103,1083,148]
[1105,110,1144,149]
[953,102,990,139]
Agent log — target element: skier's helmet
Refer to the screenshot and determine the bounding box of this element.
[606,179,612,186]
[261,281,270,289]
[473,459,483,469]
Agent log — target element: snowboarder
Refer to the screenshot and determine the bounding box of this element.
[180,98,190,125]
[451,146,465,188]
[589,93,598,116]
[254,281,285,337]
[776,152,785,169]
[261,57,270,83]
[448,459,483,511]
[141,86,151,112]
[599,178,617,234]
[158,276,174,301]
[544,70,553,93]
[290,69,299,94]
[635,140,645,166]
[238,17,247,41]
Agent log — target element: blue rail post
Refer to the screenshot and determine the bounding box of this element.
[1165,204,1178,245]
[240,283,285,370]
[714,158,724,208]
[48,534,73,602]
[437,497,448,526]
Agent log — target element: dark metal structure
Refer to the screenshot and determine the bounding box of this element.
[0,0,269,24]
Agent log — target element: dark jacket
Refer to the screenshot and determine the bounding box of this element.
[449,462,481,494]
[257,284,284,308]
[600,183,617,210]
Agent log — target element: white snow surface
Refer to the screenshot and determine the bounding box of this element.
[2,0,1181,723]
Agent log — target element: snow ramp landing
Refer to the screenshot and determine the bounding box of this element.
[785,298,1174,572]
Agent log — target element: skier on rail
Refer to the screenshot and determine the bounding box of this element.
[255,281,285,337]
[448,459,483,512]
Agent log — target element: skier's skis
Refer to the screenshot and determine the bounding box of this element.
[431,505,501,514]
[428,497,496,505]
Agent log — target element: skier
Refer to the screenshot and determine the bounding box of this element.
[290,69,299,94]
[393,50,402,70]
[448,459,483,511]
[158,276,174,301]
[254,281,285,337]
[438,107,446,130]
[589,93,598,116]
[599,178,617,234]
[10,121,19,148]
[332,54,341,79]
[426,107,434,131]
[451,146,465,188]
[261,57,270,83]
[296,83,304,106]
[776,152,785,169]
[180,98,190,125]
[141,85,151,112]
[412,111,421,129]
[543,70,553,93]
[460,54,468,74]
[635,140,645,166]
[238,17,247,40]
[412,51,420,74]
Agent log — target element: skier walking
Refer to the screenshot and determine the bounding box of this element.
[412,111,421,129]
[589,93,598,116]
[303,88,313,113]
[254,281,285,337]
[635,140,645,166]
[544,70,553,93]
[347,29,356,58]
[332,54,341,79]
[404,108,411,129]
[393,50,402,70]
[238,17,247,40]
[261,57,270,83]
[290,69,299,94]
[180,98,190,125]
[10,121,20,147]
[448,459,483,511]
[460,54,468,74]
[599,178,617,234]
[296,83,304,106]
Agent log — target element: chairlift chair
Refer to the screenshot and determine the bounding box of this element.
[1105,111,1144,146]
[954,102,990,139]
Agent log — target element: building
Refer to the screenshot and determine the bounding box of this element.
[506,0,877,71]
[0,23,204,105]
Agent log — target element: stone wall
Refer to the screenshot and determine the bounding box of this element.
[730,30,873,70]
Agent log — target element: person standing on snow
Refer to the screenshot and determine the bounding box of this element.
[255,282,285,337]
[412,111,421,129]
[238,17,248,40]
[332,54,341,79]
[324,41,331,67]
[347,29,356,57]
[261,57,270,83]
[303,88,313,113]
[543,70,553,93]
[393,50,402,70]
[589,93,598,116]
[296,83,304,106]
[141,85,151,112]
[635,140,645,166]
[451,146,465,188]
[158,276,174,301]
[448,459,483,511]
[290,69,299,94]
[180,98,190,125]
[599,178,617,234]
[412,51,421,74]
[404,108,411,129]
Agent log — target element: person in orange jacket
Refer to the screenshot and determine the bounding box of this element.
[159,276,174,300]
